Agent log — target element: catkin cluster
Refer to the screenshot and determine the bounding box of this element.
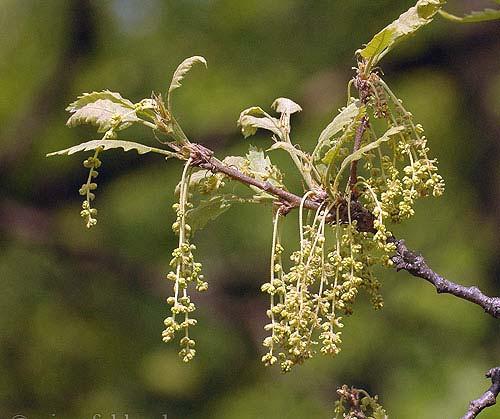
[260,67,445,371]
[162,161,208,362]
[361,73,445,226]
[261,204,388,372]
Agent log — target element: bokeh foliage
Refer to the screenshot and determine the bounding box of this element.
[1,0,499,418]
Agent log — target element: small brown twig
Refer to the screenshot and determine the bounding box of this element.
[188,143,376,231]
[462,368,500,419]
[390,238,500,318]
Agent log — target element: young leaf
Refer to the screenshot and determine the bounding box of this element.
[47,139,156,156]
[271,97,302,115]
[357,28,397,66]
[186,195,233,232]
[67,90,135,110]
[246,147,273,180]
[315,100,361,158]
[266,141,310,177]
[180,156,247,195]
[167,56,207,109]
[271,97,302,135]
[438,8,500,23]
[237,107,282,139]
[182,170,224,195]
[222,155,247,170]
[321,104,367,165]
[267,141,309,160]
[245,147,283,188]
[337,125,405,177]
[357,0,446,67]
[66,91,140,132]
[186,194,255,232]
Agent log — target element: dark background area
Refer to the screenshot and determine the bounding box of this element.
[1,0,499,418]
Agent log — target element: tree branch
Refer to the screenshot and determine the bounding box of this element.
[190,144,320,210]
[187,143,500,320]
[188,142,500,320]
[462,368,500,419]
[390,238,500,318]
[189,143,376,232]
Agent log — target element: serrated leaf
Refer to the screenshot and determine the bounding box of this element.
[357,0,446,66]
[186,169,214,188]
[46,139,154,157]
[183,170,221,195]
[245,146,283,186]
[66,91,140,132]
[316,100,361,156]
[167,56,207,109]
[439,8,500,23]
[338,126,405,176]
[222,155,247,169]
[66,90,135,111]
[246,147,273,180]
[237,107,282,139]
[271,97,302,115]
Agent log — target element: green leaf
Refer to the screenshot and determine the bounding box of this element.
[186,194,255,232]
[357,0,446,66]
[237,107,282,139]
[271,97,302,135]
[267,141,309,160]
[66,91,140,132]
[222,155,247,169]
[321,104,367,165]
[271,97,302,115]
[167,56,207,109]
[322,143,345,165]
[266,141,310,172]
[357,28,397,65]
[438,8,500,23]
[46,139,155,157]
[186,195,233,231]
[245,146,283,189]
[246,147,273,180]
[315,100,361,157]
[186,169,215,188]
[66,90,135,110]
[338,126,405,177]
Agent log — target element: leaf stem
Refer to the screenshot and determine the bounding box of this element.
[348,116,369,189]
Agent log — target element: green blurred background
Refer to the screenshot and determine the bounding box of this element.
[1,0,499,418]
